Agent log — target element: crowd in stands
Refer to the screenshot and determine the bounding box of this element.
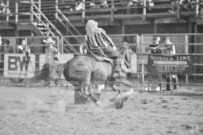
[60,0,201,15]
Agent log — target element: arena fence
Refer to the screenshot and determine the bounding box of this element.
[0,34,203,91]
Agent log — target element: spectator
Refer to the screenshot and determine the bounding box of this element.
[75,0,84,11]
[146,36,162,90]
[100,0,108,8]
[2,38,13,53]
[139,0,154,13]
[0,1,11,16]
[0,38,12,74]
[17,39,31,55]
[146,36,161,53]
[127,0,142,14]
[169,0,192,13]
[163,36,178,91]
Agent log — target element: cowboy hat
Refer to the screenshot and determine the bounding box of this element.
[43,37,55,44]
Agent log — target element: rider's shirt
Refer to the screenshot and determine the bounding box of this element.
[85,28,116,52]
[45,46,58,63]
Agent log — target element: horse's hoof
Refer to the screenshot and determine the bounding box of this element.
[109,97,116,102]
[115,103,124,109]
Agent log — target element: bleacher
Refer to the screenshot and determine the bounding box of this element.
[0,0,201,24]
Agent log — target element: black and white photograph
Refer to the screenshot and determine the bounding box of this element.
[0,0,203,135]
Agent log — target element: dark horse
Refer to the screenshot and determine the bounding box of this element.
[63,46,135,109]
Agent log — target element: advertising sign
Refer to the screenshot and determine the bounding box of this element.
[147,55,193,74]
[4,54,36,78]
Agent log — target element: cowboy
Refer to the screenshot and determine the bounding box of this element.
[85,19,118,59]
[44,37,59,64]
[163,36,178,91]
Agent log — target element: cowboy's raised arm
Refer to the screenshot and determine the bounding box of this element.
[99,28,116,50]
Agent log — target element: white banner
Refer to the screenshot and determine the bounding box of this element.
[4,54,36,78]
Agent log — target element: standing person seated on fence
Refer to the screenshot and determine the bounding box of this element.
[163,36,178,91]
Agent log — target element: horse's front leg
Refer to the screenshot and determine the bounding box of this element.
[110,79,134,109]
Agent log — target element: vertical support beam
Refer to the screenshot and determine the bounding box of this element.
[121,25,125,42]
[55,0,58,20]
[141,35,145,84]
[111,0,114,22]
[82,0,85,22]
[38,0,41,21]
[6,0,9,22]
[61,37,64,54]
[30,0,34,22]
[196,0,199,17]
[15,1,18,24]
[194,24,198,82]
[143,0,146,20]
[185,35,189,84]
[177,2,180,19]
[154,23,157,33]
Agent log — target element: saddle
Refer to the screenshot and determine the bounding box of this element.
[88,50,113,65]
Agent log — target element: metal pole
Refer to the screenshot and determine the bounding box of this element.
[185,35,189,84]
[143,0,146,20]
[15,1,18,24]
[30,0,33,22]
[6,0,9,22]
[82,0,85,21]
[196,0,199,17]
[55,0,58,20]
[39,0,41,21]
[111,0,114,22]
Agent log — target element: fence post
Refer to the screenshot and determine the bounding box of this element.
[185,35,189,84]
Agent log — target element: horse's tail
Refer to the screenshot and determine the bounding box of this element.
[25,63,50,84]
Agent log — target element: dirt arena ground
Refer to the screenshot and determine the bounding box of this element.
[0,86,203,135]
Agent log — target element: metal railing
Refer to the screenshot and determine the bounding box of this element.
[1,35,203,88]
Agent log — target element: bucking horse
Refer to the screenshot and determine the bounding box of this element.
[26,45,136,109]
